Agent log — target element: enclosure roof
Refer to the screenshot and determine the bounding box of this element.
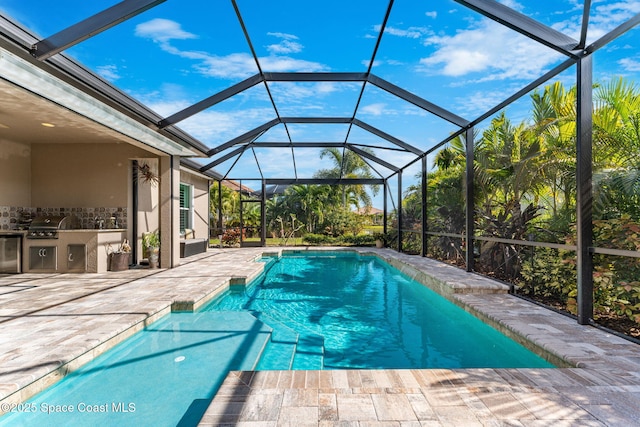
[0,1,639,182]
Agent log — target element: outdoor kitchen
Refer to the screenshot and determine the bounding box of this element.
[0,42,211,275]
[15,212,126,273]
[0,139,161,274]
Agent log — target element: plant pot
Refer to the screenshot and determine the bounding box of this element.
[375,240,384,249]
[148,247,159,268]
[109,252,130,272]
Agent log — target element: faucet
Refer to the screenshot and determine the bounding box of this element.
[94,216,104,229]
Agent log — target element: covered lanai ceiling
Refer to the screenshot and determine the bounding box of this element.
[1,1,639,183]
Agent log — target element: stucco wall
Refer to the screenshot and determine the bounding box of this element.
[0,139,31,206]
[31,143,149,207]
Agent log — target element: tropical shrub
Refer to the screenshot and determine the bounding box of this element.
[302,233,337,245]
[221,228,241,246]
[519,246,577,312]
[591,216,640,324]
[340,234,376,246]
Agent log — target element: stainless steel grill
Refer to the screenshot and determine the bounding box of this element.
[27,215,70,239]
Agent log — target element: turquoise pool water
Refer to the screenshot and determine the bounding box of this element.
[203,251,554,370]
[0,311,271,427]
[0,250,553,426]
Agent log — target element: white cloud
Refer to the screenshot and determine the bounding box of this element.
[619,57,640,72]
[96,64,121,81]
[590,1,640,29]
[550,1,640,44]
[455,89,514,118]
[134,19,325,79]
[135,18,197,43]
[315,82,339,94]
[361,103,386,116]
[192,52,259,78]
[425,11,437,19]
[266,32,303,54]
[172,104,276,142]
[418,1,640,81]
[419,19,562,81]
[498,0,524,11]
[375,24,429,39]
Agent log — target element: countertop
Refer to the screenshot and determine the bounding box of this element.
[59,229,126,233]
[0,229,126,236]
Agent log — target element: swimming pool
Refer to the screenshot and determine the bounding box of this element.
[0,250,553,426]
[203,251,554,370]
[0,311,272,426]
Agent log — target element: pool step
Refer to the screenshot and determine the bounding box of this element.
[250,311,299,370]
[249,311,326,370]
[291,333,325,370]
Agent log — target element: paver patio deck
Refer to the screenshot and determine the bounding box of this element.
[1,247,639,426]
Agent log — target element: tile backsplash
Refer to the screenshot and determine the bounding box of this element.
[0,206,127,230]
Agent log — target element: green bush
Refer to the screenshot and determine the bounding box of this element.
[340,234,376,246]
[519,247,577,312]
[592,216,640,324]
[302,233,337,245]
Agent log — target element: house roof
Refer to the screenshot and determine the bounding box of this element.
[354,207,384,215]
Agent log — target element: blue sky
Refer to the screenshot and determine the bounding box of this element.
[2,0,640,206]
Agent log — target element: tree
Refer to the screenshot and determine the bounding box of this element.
[592,78,640,220]
[210,183,240,229]
[284,184,327,233]
[314,147,379,209]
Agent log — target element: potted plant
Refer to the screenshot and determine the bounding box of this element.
[373,232,387,249]
[143,231,160,268]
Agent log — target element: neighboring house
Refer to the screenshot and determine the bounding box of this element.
[354,207,384,226]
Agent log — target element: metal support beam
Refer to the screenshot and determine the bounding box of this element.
[201,146,246,171]
[264,72,368,81]
[353,119,423,154]
[263,178,384,185]
[469,58,576,129]
[455,0,579,56]
[465,127,475,272]
[347,144,400,172]
[218,180,223,236]
[576,55,594,325]
[421,156,428,257]
[397,171,403,252]
[281,117,352,124]
[207,119,279,156]
[261,179,267,246]
[250,142,346,148]
[367,75,469,128]
[586,12,640,54]
[31,0,166,60]
[383,179,388,236]
[577,0,592,49]
[158,74,263,128]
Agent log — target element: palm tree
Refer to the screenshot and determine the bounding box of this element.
[284,184,328,233]
[210,183,240,229]
[314,147,379,209]
[528,81,577,223]
[592,78,640,219]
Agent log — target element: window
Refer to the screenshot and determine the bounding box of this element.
[179,183,193,233]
